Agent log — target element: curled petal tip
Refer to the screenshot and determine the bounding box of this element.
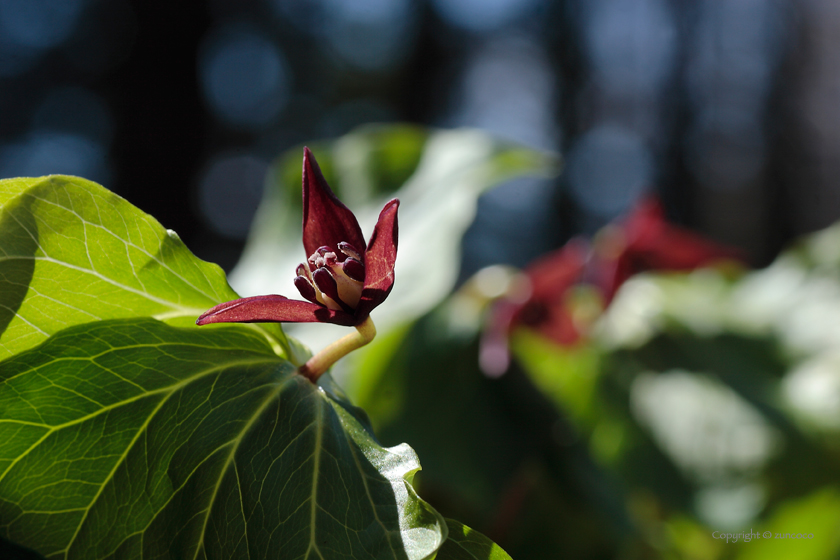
[380,198,400,219]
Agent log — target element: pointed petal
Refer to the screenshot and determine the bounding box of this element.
[302,147,367,258]
[196,295,357,326]
[624,198,742,267]
[355,199,399,319]
[606,198,742,298]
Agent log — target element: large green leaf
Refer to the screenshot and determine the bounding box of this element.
[0,175,294,362]
[0,175,450,558]
[0,318,446,559]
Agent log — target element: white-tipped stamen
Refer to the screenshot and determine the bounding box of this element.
[303,242,365,311]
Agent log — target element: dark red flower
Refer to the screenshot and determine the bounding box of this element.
[197,147,399,328]
[479,198,742,376]
[479,240,588,376]
[591,198,742,302]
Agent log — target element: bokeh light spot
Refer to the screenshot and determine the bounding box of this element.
[430,0,542,32]
[0,0,88,50]
[198,153,268,239]
[199,25,289,129]
[32,86,113,145]
[584,0,676,95]
[0,130,107,183]
[448,36,558,149]
[323,0,415,69]
[567,125,652,218]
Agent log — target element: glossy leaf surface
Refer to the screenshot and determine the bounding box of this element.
[0,319,445,559]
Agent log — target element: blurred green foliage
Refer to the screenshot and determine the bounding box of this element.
[259,126,840,560]
[342,227,840,559]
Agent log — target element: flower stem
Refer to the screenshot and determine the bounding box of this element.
[299,316,376,383]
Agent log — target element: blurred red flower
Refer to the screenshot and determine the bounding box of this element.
[480,198,741,376]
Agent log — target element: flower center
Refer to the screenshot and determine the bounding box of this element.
[294,242,365,312]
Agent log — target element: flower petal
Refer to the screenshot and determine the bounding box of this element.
[195,295,357,326]
[597,198,743,300]
[355,199,399,319]
[302,147,367,259]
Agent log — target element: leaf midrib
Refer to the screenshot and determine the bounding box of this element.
[191,373,300,560]
[0,255,209,315]
[56,355,288,559]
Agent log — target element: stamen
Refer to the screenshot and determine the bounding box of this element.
[338,241,362,261]
[342,258,365,282]
[294,275,319,303]
[313,268,352,312]
[308,247,338,269]
[300,242,365,312]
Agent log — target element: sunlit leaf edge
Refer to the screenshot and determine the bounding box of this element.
[436,519,513,560]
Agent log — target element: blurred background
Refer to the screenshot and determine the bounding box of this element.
[4,1,840,559]
[2,0,837,272]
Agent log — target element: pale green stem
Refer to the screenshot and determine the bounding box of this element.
[299,316,376,383]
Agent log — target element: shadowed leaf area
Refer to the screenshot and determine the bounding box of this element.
[0,318,445,559]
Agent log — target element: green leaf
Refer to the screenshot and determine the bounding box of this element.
[509,329,602,428]
[0,175,290,361]
[0,175,447,557]
[0,318,446,559]
[228,124,560,351]
[436,519,512,560]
